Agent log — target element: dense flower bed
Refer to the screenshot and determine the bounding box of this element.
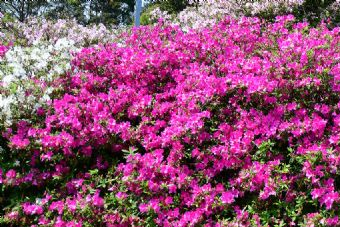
[2,15,340,226]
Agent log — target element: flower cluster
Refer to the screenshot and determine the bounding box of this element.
[2,15,340,226]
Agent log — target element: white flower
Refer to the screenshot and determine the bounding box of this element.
[14,160,20,166]
[2,74,15,86]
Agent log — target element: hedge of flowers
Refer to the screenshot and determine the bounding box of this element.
[2,14,340,226]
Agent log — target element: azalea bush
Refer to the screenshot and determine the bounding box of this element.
[147,0,305,29]
[2,14,340,226]
[147,0,340,30]
[176,0,305,30]
[8,17,124,47]
[0,16,126,131]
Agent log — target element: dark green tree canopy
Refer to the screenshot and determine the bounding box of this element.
[0,0,49,22]
[0,0,135,25]
[2,0,340,26]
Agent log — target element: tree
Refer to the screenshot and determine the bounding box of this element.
[45,0,135,25]
[0,0,49,22]
[86,0,135,25]
[146,0,189,14]
[43,0,88,24]
[0,0,136,25]
[294,0,337,25]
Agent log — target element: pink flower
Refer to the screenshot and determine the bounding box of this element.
[139,203,149,213]
[326,216,339,226]
[38,216,50,225]
[92,192,104,207]
[10,135,30,149]
[22,203,43,215]
[164,196,173,205]
[259,184,276,200]
[49,201,64,215]
[221,190,238,204]
[66,198,77,212]
[320,192,339,210]
[0,45,8,57]
[41,151,53,161]
[311,188,326,200]
[5,169,16,179]
[116,192,127,200]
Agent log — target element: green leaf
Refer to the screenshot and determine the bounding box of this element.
[89,169,99,176]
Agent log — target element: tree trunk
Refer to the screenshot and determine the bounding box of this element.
[19,0,25,22]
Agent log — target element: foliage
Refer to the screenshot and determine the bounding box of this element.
[148,0,189,14]
[0,0,49,22]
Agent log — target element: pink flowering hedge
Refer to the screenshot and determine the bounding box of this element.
[3,15,340,226]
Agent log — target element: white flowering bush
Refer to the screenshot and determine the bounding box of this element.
[0,17,127,129]
[148,0,309,30]
[15,17,124,46]
[0,38,77,127]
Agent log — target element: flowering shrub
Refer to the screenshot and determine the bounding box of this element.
[0,39,77,128]
[149,0,305,30]
[2,15,340,226]
[0,17,126,130]
[13,17,125,47]
[178,0,305,29]
[148,0,340,30]
[0,15,126,46]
